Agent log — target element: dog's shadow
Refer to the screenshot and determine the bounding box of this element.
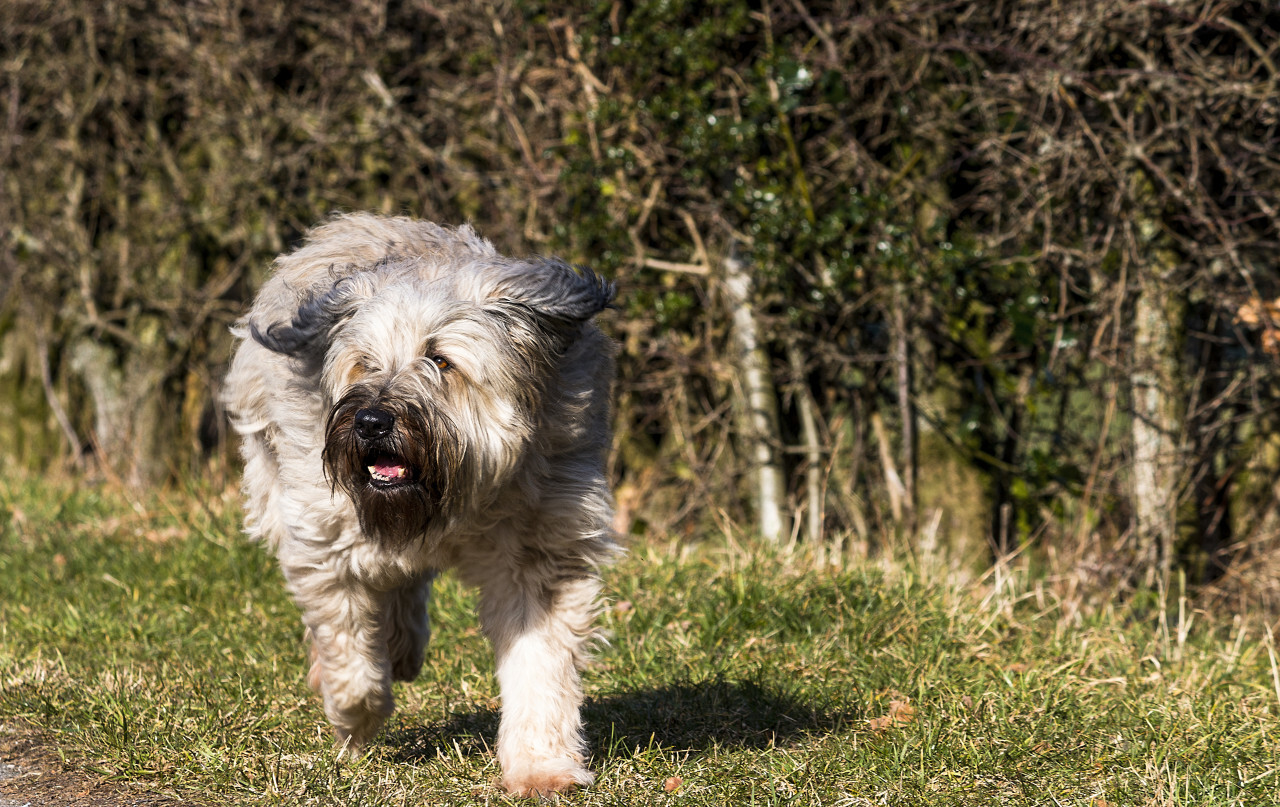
[385,677,847,763]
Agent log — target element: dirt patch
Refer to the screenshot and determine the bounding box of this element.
[0,726,198,807]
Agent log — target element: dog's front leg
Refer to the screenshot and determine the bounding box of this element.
[295,575,395,756]
[480,573,600,797]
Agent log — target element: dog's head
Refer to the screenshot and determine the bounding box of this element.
[250,257,614,547]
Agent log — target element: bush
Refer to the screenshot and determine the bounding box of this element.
[3,0,1280,603]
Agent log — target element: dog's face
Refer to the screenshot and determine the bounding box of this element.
[250,259,613,547]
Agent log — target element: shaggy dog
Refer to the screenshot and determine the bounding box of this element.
[222,214,617,796]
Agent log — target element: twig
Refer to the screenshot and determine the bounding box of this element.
[642,257,709,275]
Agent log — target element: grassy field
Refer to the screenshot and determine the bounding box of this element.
[2,477,1279,806]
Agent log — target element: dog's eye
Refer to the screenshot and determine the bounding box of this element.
[432,356,450,371]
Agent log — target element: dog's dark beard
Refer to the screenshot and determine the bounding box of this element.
[323,387,464,549]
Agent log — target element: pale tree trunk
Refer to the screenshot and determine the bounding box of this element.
[871,411,906,524]
[723,245,785,543]
[892,278,918,536]
[1130,255,1187,590]
[787,343,823,548]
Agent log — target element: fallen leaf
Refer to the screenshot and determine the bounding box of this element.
[870,698,916,732]
[663,776,683,792]
[888,699,916,723]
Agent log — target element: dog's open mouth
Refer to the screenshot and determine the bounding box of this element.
[366,454,414,488]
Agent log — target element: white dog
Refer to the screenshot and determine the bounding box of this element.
[223,214,617,796]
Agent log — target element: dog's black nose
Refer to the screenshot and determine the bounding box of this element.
[354,408,395,440]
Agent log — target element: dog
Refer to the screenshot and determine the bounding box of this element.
[222,213,617,796]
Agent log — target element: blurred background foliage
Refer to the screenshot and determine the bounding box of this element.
[2,0,1280,609]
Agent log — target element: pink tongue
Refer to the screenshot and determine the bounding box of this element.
[374,458,405,477]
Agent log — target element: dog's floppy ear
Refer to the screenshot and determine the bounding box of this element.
[504,258,616,324]
[487,259,615,351]
[250,273,375,357]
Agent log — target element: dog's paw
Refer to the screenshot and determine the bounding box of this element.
[502,760,595,798]
[334,733,367,760]
[388,648,424,682]
[329,695,393,759]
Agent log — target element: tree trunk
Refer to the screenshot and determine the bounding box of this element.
[892,278,918,536]
[787,342,823,548]
[723,244,786,543]
[1130,260,1187,590]
[871,410,906,525]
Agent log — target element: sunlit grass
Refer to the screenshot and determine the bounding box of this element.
[2,477,1278,805]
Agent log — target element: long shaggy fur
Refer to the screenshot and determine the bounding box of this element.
[223,213,618,797]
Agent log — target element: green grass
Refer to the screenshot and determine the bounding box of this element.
[2,477,1279,805]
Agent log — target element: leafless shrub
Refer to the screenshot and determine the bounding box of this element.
[3,1,1279,607]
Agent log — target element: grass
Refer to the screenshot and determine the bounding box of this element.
[2,476,1280,805]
